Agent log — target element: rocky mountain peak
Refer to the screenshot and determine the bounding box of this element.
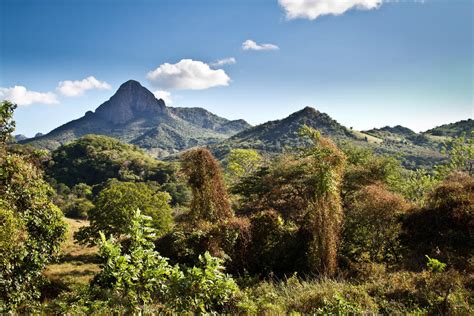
[95,80,168,125]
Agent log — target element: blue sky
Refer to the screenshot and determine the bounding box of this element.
[0,0,472,136]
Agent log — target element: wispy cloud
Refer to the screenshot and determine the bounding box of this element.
[153,90,173,104]
[278,0,382,20]
[57,76,111,97]
[0,86,58,106]
[210,57,236,67]
[146,59,231,90]
[242,39,279,51]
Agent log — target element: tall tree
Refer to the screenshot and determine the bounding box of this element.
[299,126,346,276]
[181,148,232,222]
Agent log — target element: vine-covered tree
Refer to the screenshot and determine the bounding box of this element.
[299,126,346,276]
[181,148,232,222]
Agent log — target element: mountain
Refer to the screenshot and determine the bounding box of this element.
[23,80,250,156]
[210,106,353,157]
[424,119,473,138]
[209,106,447,169]
[365,125,417,140]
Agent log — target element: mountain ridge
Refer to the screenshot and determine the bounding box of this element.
[23,80,251,156]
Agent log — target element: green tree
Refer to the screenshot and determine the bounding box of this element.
[0,100,16,143]
[0,101,66,312]
[435,131,474,179]
[0,152,66,312]
[181,148,232,222]
[225,148,262,184]
[75,180,172,245]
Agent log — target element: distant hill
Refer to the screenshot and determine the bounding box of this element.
[210,106,354,157]
[23,80,250,156]
[424,119,473,137]
[210,107,446,169]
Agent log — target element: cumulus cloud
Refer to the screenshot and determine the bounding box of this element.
[242,39,279,51]
[210,57,237,67]
[153,90,173,104]
[278,0,382,20]
[57,76,111,97]
[146,59,231,90]
[0,86,58,106]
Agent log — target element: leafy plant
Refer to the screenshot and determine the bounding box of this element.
[425,256,446,273]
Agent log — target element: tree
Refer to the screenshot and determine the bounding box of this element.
[0,101,16,143]
[181,148,232,222]
[299,126,346,276]
[0,101,66,312]
[75,180,173,245]
[225,148,262,184]
[0,151,66,312]
[435,131,474,179]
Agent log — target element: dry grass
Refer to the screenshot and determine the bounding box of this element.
[44,217,100,287]
[350,130,383,144]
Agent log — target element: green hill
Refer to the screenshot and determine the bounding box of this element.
[424,119,473,137]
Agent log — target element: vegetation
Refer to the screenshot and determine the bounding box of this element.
[0,101,66,312]
[75,180,173,246]
[181,147,232,222]
[1,100,473,314]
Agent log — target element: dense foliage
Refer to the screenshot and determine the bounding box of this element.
[0,101,66,312]
[1,99,472,314]
[47,134,175,187]
[75,180,173,245]
[181,148,232,221]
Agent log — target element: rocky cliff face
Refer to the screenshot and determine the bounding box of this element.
[95,80,168,124]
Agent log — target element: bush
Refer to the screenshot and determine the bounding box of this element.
[341,183,409,265]
[93,210,240,314]
[403,172,473,270]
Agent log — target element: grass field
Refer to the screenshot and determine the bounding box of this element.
[349,130,383,144]
[44,218,100,288]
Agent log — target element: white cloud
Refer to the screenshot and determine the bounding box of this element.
[57,76,111,97]
[242,39,279,51]
[153,90,173,104]
[278,0,382,20]
[146,59,231,90]
[0,86,58,106]
[210,57,237,67]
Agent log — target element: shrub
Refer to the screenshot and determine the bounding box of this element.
[341,183,409,265]
[402,172,473,269]
[93,210,240,314]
